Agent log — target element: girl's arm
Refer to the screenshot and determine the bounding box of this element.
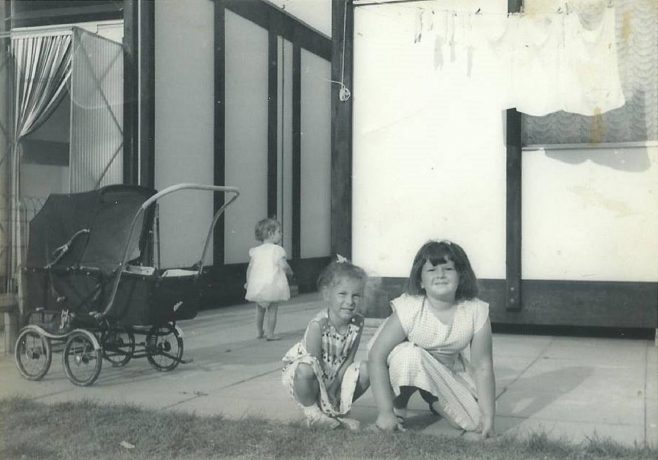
[368,312,407,431]
[278,256,293,276]
[304,320,323,362]
[470,317,496,439]
[244,259,253,289]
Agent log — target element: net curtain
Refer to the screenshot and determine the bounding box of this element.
[355,0,628,135]
[8,34,72,294]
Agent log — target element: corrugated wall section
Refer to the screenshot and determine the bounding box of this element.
[69,28,123,192]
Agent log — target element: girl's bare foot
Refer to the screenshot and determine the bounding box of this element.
[338,417,361,431]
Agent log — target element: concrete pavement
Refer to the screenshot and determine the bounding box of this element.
[1,293,656,448]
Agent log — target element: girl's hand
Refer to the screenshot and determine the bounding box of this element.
[375,412,402,432]
[480,419,496,440]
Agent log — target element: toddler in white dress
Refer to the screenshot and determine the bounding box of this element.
[245,218,292,340]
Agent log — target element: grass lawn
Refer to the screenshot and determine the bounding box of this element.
[0,397,655,460]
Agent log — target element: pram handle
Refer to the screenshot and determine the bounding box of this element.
[101,183,240,318]
[139,183,239,211]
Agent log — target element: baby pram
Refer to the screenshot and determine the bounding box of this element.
[14,183,239,386]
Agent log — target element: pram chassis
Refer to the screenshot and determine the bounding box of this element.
[14,184,239,386]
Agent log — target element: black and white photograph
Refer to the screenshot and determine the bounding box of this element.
[0,0,656,458]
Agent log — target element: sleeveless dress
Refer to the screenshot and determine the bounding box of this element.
[371,293,490,431]
[281,310,363,417]
[245,243,290,303]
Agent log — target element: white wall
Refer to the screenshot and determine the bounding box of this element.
[523,144,658,282]
[352,0,507,279]
[223,11,269,264]
[155,0,215,268]
[300,50,331,258]
[353,0,658,284]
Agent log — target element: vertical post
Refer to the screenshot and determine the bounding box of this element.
[139,0,155,189]
[123,0,139,186]
[506,0,522,312]
[1,295,17,353]
[331,0,353,258]
[292,45,301,260]
[267,31,278,218]
[214,0,226,265]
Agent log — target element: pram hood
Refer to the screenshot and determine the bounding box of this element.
[26,185,157,275]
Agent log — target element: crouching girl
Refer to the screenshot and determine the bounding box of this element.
[281,258,370,430]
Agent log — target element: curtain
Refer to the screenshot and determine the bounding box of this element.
[8,34,71,296]
[523,0,658,144]
[413,2,625,117]
[356,1,632,135]
[400,0,655,144]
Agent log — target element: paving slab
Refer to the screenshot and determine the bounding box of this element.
[497,390,644,426]
[491,334,554,358]
[542,336,649,364]
[491,354,542,392]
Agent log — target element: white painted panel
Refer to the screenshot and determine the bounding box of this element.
[300,50,331,259]
[224,11,269,264]
[352,0,507,279]
[155,0,214,268]
[523,145,658,281]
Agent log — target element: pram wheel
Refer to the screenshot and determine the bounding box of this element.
[101,328,135,367]
[145,325,184,372]
[15,329,52,380]
[63,330,103,386]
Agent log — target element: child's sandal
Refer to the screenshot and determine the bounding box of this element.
[302,405,341,429]
[393,407,407,426]
[337,417,361,431]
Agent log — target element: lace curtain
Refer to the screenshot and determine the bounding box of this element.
[523,0,658,145]
[360,0,655,145]
[8,34,72,292]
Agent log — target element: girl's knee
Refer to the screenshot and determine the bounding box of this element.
[294,363,316,382]
[388,342,424,367]
[292,363,320,405]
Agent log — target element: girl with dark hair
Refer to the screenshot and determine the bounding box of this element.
[368,240,496,438]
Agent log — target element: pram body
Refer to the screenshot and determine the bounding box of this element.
[14,183,239,386]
